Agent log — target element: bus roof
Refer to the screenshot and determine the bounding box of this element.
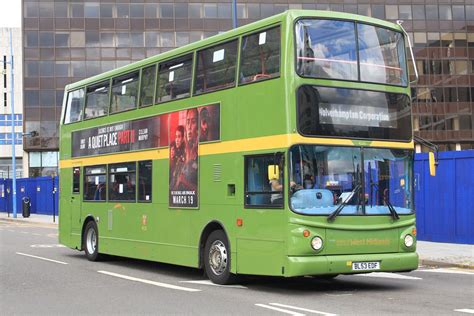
[65,9,402,91]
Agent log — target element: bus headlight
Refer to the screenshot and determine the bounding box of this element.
[311,236,323,251]
[404,234,414,247]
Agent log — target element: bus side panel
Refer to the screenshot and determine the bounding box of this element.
[58,168,73,248]
[88,158,200,268]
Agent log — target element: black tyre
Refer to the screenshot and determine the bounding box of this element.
[204,230,237,285]
[83,221,100,261]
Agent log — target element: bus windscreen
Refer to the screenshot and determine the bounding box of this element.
[296,19,407,86]
[297,85,412,141]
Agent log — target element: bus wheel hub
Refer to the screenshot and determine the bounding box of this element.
[209,240,227,275]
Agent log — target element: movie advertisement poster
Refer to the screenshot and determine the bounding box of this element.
[71,116,162,157]
[71,103,220,208]
[168,104,220,208]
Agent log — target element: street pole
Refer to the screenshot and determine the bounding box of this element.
[232,0,238,29]
[9,28,17,218]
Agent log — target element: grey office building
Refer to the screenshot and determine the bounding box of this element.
[22,1,474,177]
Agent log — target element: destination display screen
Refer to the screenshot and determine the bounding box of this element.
[297,86,412,141]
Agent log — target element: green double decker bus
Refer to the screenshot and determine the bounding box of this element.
[59,10,419,284]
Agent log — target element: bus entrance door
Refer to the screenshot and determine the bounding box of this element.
[237,153,287,275]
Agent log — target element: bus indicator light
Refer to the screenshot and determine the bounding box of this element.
[236,218,243,227]
[412,227,417,236]
[303,230,310,237]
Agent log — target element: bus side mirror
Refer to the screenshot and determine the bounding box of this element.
[429,152,436,177]
[268,165,280,181]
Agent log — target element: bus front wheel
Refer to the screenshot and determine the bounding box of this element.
[84,221,100,261]
[204,230,236,285]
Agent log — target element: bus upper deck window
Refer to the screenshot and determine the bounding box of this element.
[84,81,110,119]
[296,19,357,81]
[239,26,280,84]
[194,40,238,95]
[111,71,140,113]
[156,54,193,103]
[64,88,84,124]
[140,65,156,107]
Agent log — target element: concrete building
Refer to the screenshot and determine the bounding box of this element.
[0,27,23,178]
[21,1,474,176]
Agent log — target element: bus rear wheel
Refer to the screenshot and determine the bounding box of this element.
[84,221,100,261]
[204,230,236,285]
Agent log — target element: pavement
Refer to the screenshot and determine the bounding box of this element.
[1,211,473,270]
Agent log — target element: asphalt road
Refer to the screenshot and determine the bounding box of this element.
[1,220,473,315]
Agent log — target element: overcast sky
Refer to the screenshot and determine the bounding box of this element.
[0,0,21,27]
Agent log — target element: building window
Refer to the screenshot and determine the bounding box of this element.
[413,5,425,20]
[439,5,452,20]
[28,152,59,178]
[385,5,398,20]
[399,5,412,20]
[160,3,174,18]
[426,5,439,20]
[84,3,100,18]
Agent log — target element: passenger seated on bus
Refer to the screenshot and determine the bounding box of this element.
[303,174,314,189]
[94,183,105,201]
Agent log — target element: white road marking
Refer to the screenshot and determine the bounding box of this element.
[30,244,66,248]
[419,268,474,275]
[255,304,305,316]
[180,279,247,288]
[352,272,422,280]
[454,309,474,314]
[32,233,41,236]
[97,270,201,292]
[21,231,29,234]
[8,230,15,232]
[269,303,337,316]
[16,252,68,265]
[324,293,353,297]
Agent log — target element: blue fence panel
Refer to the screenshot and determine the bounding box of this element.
[0,176,59,216]
[415,151,474,244]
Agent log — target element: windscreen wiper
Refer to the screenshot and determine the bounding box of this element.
[384,197,400,220]
[327,184,361,222]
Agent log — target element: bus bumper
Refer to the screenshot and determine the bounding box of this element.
[286,252,418,277]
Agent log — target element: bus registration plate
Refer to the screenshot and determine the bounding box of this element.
[352,261,380,271]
